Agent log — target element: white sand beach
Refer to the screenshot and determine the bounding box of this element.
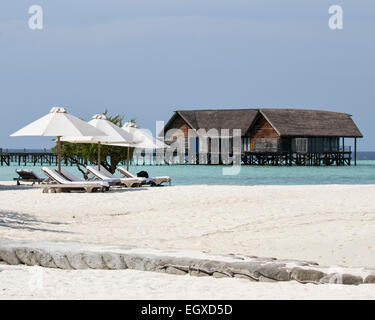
[0,263,374,300]
[1,183,375,269]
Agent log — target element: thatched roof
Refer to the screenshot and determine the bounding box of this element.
[176,109,258,135]
[163,108,363,138]
[260,109,363,138]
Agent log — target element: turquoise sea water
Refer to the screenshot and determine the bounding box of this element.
[1,161,374,186]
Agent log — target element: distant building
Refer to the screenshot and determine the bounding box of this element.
[162,108,363,166]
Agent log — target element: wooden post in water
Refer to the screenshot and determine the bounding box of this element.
[354,137,357,166]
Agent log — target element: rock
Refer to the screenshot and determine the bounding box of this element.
[122,254,153,271]
[51,251,72,269]
[290,268,326,284]
[205,262,233,277]
[0,239,370,286]
[320,274,340,284]
[65,252,90,269]
[341,274,363,285]
[0,248,21,265]
[257,264,290,281]
[148,256,159,271]
[320,273,363,285]
[38,252,58,268]
[83,253,107,269]
[15,248,42,266]
[190,270,210,277]
[196,260,227,275]
[227,261,263,280]
[165,266,188,275]
[121,254,141,270]
[102,253,127,270]
[364,275,375,284]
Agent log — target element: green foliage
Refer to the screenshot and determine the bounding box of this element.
[52,110,135,177]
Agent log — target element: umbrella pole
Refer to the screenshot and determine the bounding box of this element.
[57,136,62,173]
[98,142,101,171]
[127,146,130,171]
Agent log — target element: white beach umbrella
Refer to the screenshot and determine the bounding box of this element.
[122,122,168,149]
[10,107,106,173]
[108,122,168,170]
[62,114,137,171]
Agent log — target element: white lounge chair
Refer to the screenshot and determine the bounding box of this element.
[60,168,125,191]
[118,167,171,186]
[59,168,85,182]
[86,166,143,188]
[42,167,109,193]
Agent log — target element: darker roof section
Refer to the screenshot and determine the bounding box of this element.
[177,109,259,135]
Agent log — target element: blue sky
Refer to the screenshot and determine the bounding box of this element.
[0,1,374,150]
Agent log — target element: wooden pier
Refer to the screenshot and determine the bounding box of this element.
[0,150,83,167]
[0,151,57,167]
[132,150,354,166]
[240,151,352,166]
[0,150,355,167]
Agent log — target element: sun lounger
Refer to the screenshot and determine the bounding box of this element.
[14,169,46,186]
[59,168,85,182]
[85,166,122,187]
[86,166,143,188]
[61,167,115,188]
[41,167,109,193]
[118,167,171,186]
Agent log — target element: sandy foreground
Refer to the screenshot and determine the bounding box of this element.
[1,183,375,268]
[1,183,375,299]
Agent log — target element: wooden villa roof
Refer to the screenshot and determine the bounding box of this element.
[176,109,259,135]
[260,109,363,138]
[163,108,363,138]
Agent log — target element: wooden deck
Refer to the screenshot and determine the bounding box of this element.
[0,150,355,167]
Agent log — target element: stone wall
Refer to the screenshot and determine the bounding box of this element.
[0,239,374,286]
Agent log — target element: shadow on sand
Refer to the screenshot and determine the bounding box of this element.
[0,184,36,191]
[0,211,73,233]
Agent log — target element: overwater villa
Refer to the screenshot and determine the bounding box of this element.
[162,108,363,166]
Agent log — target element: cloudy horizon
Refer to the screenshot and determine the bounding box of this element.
[0,1,374,150]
